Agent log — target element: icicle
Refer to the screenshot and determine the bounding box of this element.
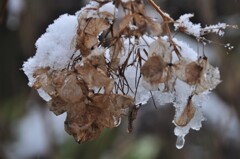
[176,136,185,149]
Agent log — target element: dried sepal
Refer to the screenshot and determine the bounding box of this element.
[145,17,163,36]
[194,57,221,94]
[174,59,202,86]
[141,55,168,90]
[122,0,145,14]
[75,7,112,56]
[75,31,98,57]
[174,96,196,127]
[47,96,67,115]
[149,38,172,62]
[75,62,113,94]
[86,49,108,75]
[58,74,84,103]
[64,103,101,143]
[33,68,56,97]
[175,57,221,94]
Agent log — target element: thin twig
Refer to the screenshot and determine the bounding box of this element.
[147,0,182,58]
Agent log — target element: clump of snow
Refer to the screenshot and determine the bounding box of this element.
[99,2,116,15]
[23,14,78,87]
[174,13,201,37]
[202,23,227,37]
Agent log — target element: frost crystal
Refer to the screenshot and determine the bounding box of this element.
[174,13,201,37]
[22,0,231,148]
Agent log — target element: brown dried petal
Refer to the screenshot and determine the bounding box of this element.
[119,13,147,36]
[64,104,103,143]
[141,55,167,87]
[51,70,69,88]
[87,54,108,75]
[119,14,133,34]
[195,58,221,94]
[175,98,196,127]
[84,18,110,36]
[175,60,202,85]
[58,74,84,103]
[111,94,134,109]
[149,39,172,62]
[48,96,67,115]
[185,62,202,85]
[76,31,98,56]
[33,72,56,97]
[33,67,50,78]
[146,17,162,36]
[75,62,113,94]
[91,94,110,109]
[122,1,145,14]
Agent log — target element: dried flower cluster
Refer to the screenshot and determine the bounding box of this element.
[23,0,233,148]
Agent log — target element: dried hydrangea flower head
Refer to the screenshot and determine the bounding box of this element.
[23,0,235,148]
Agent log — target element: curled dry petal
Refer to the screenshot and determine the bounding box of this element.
[175,57,221,94]
[195,57,221,94]
[76,9,112,56]
[174,97,196,127]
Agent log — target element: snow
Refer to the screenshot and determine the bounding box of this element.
[174,14,201,37]
[23,14,78,87]
[99,2,116,15]
[202,23,227,37]
[172,38,198,61]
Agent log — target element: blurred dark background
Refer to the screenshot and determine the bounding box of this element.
[0,0,240,159]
